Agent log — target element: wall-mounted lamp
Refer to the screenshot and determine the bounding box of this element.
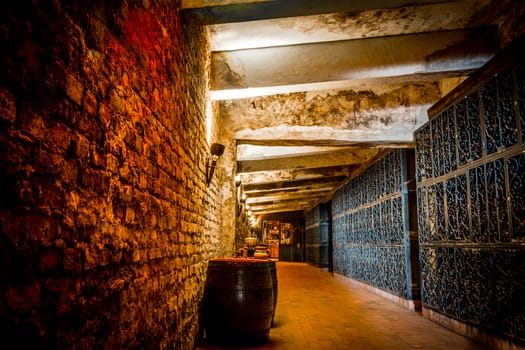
[206,143,225,186]
[235,174,241,187]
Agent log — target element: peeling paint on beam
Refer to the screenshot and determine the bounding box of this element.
[237,165,355,184]
[211,72,472,100]
[237,140,415,147]
[224,84,441,145]
[250,207,312,215]
[182,0,269,9]
[244,187,334,197]
[242,176,348,191]
[212,28,496,90]
[249,200,320,212]
[246,191,330,203]
[207,1,494,51]
[244,183,343,196]
[235,124,422,146]
[247,193,327,205]
[237,145,345,161]
[182,0,447,24]
[237,148,379,173]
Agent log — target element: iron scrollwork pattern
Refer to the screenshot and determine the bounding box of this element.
[497,70,519,147]
[443,108,458,175]
[332,149,414,299]
[518,64,525,143]
[414,62,525,344]
[469,165,488,243]
[431,115,444,178]
[486,158,509,242]
[445,174,469,241]
[508,153,525,239]
[417,186,428,243]
[415,123,432,182]
[456,91,483,166]
[481,69,519,155]
[305,207,320,267]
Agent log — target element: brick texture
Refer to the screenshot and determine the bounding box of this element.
[0,1,225,348]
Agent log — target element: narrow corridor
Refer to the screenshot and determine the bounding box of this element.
[197,262,488,350]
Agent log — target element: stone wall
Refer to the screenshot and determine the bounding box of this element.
[235,196,252,251]
[0,1,226,348]
[332,149,420,301]
[415,36,525,347]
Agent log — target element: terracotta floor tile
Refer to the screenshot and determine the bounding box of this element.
[197,262,489,350]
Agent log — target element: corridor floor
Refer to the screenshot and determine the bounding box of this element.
[197,262,489,350]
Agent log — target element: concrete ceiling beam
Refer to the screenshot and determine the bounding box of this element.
[206,1,494,51]
[237,139,414,147]
[212,72,473,100]
[242,176,349,191]
[247,192,327,205]
[222,30,492,87]
[211,27,496,99]
[245,188,333,202]
[182,0,447,24]
[238,166,353,185]
[237,145,346,161]
[248,199,320,213]
[237,148,380,173]
[224,82,441,136]
[212,27,496,92]
[249,207,312,215]
[235,125,420,147]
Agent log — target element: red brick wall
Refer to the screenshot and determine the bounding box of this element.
[0,1,221,348]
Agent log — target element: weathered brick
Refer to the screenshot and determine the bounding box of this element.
[80,168,110,194]
[65,73,84,105]
[68,135,90,160]
[47,121,73,153]
[5,282,41,312]
[63,247,84,272]
[1,1,221,349]
[46,60,68,92]
[82,90,98,116]
[36,246,64,275]
[0,87,16,123]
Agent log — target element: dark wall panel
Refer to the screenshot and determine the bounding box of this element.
[305,204,330,268]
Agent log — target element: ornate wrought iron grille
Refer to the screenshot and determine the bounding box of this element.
[305,204,330,268]
[332,149,416,299]
[305,206,320,266]
[415,63,525,344]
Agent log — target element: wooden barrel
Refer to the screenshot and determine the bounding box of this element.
[268,260,278,326]
[203,258,274,347]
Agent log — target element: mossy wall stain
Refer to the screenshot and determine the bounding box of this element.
[222,82,440,131]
